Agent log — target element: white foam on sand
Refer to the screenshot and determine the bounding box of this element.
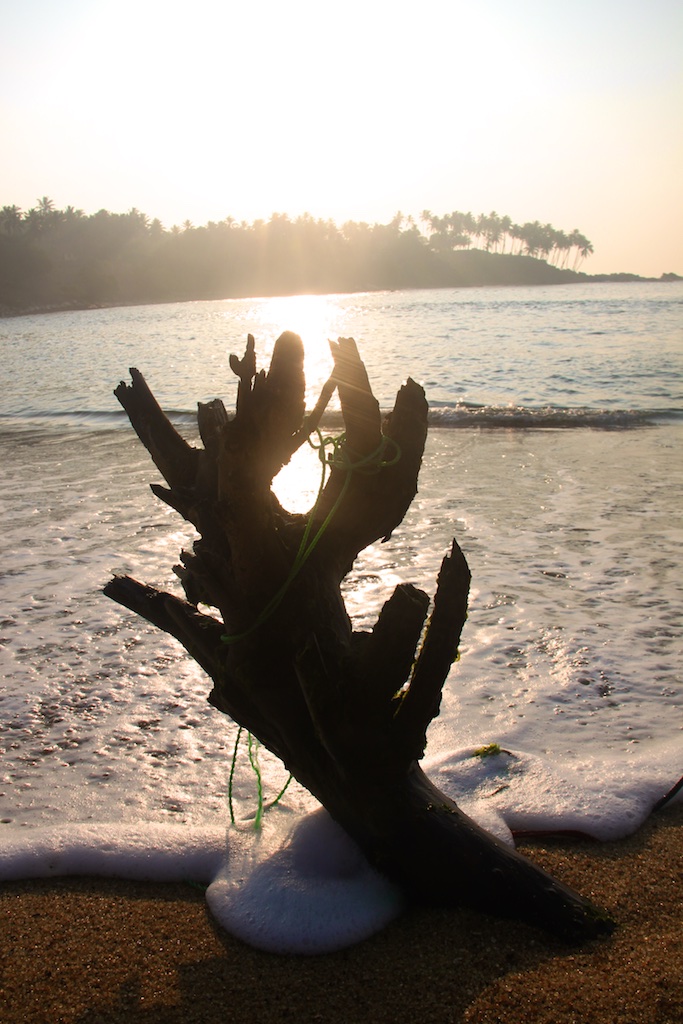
[0,822,226,883]
[1,749,680,954]
[205,809,404,955]
[425,745,682,844]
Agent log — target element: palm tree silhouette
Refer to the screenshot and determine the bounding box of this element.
[0,205,23,235]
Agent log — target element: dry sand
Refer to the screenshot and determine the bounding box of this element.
[1,804,681,1024]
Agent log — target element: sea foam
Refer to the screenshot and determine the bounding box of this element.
[1,748,679,955]
[205,809,404,955]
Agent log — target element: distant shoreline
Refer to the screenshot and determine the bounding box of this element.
[3,204,680,319]
[1,260,679,320]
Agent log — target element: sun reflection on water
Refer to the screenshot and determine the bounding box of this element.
[272,439,325,515]
[238,294,349,514]
[229,293,351,411]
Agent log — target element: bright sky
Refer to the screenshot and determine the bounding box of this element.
[1,0,681,276]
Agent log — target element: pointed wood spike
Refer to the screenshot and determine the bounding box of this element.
[329,336,381,455]
[113,367,199,490]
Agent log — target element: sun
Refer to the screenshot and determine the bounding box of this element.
[243,293,349,514]
[231,293,351,409]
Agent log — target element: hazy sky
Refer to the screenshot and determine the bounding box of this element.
[2,0,681,275]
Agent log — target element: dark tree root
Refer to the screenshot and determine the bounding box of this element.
[106,332,615,943]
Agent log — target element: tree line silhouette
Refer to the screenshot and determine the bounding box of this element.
[0,198,595,314]
[420,211,593,268]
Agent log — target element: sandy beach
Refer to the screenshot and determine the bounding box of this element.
[1,804,680,1024]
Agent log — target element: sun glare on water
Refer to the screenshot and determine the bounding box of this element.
[241,293,346,401]
[250,294,347,514]
[272,441,326,515]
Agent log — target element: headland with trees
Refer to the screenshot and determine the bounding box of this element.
[0,199,673,316]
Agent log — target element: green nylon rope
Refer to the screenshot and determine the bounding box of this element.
[227,726,294,827]
[227,724,243,826]
[247,731,265,830]
[224,427,401,828]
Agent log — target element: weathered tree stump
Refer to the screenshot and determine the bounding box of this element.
[105,332,614,941]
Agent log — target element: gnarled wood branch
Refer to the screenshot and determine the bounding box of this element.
[105,331,614,943]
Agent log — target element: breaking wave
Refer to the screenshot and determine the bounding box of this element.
[0,404,678,435]
[424,404,670,429]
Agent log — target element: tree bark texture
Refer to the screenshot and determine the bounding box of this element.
[105,332,614,941]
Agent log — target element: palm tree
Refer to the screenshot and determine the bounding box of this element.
[446,211,474,249]
[497,215,511,254]
[538,223,557,262]
[389,211,405,233]
[474,212,488,249]
[421,211,448,252]
[127,208,150,231]
[573,233,594,270]
[483,211,503,252]
[516,221,537,257]
[509,223,525,255]
[37,196,55,217]
[420,210,434,235]
[23,206,45,236]
[0,205,23,235]
[550,229,570,267]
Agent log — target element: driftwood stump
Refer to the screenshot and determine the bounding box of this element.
[105,332,613,940]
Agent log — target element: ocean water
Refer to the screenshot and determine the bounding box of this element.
[1,281,681,952]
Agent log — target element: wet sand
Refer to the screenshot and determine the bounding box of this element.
[1,804,681,1024]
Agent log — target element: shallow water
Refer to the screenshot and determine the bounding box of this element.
[0,282,681,951]
[2,281,681,422]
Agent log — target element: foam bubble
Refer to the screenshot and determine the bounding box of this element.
[206,809,404,954]
[426,745,682,842]
[0,822,225,882]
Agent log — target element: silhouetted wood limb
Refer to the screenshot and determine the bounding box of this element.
[653,773,683,812]
[113,367,199,490]
[396,539,471,760]
[105,331,614,943]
